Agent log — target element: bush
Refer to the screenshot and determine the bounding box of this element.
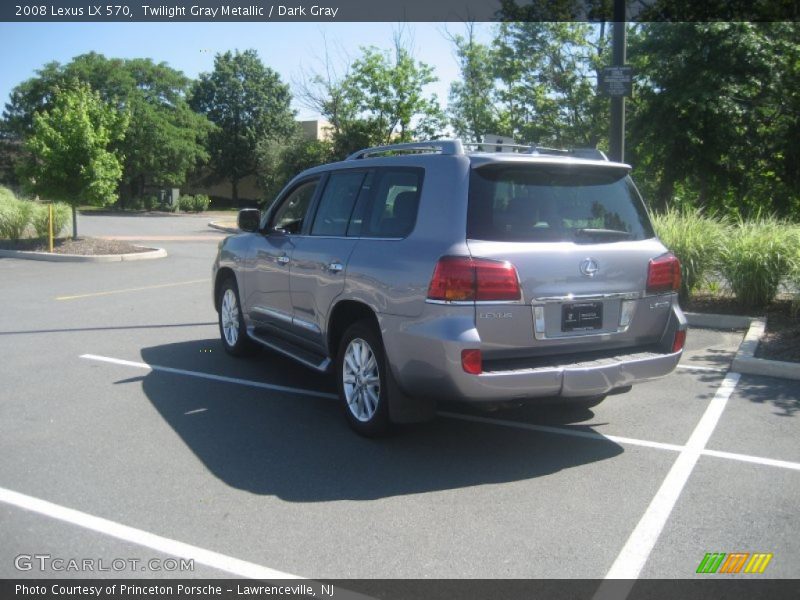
[178,194,210,212]
[0,185,16,203]
[718,218,798,309]
[651,207,725,302]
[192,194,210,212]
[0,194,34,240]
[32,202,71,238]
[143,195,158,211]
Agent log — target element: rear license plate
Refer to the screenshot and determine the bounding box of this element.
[561,302,603,332]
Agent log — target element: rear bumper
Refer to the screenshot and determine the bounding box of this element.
[380,304,686,403]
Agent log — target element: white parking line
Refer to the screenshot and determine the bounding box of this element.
[0,486,300,579]
[594,372,741,598]
[82,354,800,475]
[677,364,727,373]
[80,354,338,400]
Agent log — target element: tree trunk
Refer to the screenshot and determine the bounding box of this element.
[71,205,78,240]
[232,178,239,208]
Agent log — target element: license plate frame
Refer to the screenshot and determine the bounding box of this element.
[561,301,603,332]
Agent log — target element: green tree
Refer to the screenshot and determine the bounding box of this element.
[3,53,210,202]
[447,23,499,141]
[19,83,128,238]
[491,22,609,148]
[190,49,296,204]
[628,23,800,216]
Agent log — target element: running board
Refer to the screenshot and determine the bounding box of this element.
[248,329,331,373]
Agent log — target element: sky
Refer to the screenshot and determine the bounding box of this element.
[0,21,493,121]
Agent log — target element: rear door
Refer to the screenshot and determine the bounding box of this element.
[289,170,368,349]
[466,162,666,351]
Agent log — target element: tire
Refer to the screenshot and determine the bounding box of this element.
[336,320,391,437]
[217,277,259,357]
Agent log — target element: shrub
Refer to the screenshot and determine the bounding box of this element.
[178,194,210,212]
[0,194,34,240]
[718,218,798,310]
[0,185,16,203]
[143,195,158,211]
[192,194,210,212]
[32,202,71,238]
[651,207,725,302]
[126,196,145,211]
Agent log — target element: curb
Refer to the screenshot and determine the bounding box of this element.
[208,221,238,234]
[687,312,800,381]
[0,246,167,263]
[685,311,754,330]
[731,317,800,381]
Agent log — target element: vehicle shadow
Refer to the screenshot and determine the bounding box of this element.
[138,339,624,502]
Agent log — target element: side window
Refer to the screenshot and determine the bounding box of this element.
[311,171,366,236]
[356,169,423,238]
[269,179,319,234]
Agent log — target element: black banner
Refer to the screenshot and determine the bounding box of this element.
[3,579,800,600]
[2,0,799,22]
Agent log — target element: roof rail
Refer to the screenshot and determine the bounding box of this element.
[464,140,609,161]
[346,139,464,160]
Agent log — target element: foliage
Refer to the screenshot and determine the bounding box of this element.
[627,23,800,216]
[32,202,70,238]
[18,83,128,238]
[490,22,609,148]
[3,52,211,199]
[0,192,33,240]
[718,217,799,309]
[256,128,334,202]
[190,49,296,203]
[447,23,500,142]
[651,207,725,302]
[178,193,210,212]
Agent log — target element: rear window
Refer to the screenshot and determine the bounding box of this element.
[467,165,654,243]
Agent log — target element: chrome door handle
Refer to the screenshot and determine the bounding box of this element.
[277,255,290,264]
[328,262,343,272]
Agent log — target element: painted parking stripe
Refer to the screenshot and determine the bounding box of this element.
[82,354,800,474]
[80,354,338,400]
[0,486,300,579]
[676,364,727,373]
[594,372,741,598]
[57,279,207,301]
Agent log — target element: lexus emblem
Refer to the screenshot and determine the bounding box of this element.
[580,258,599,277]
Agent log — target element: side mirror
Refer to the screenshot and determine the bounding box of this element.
[237,208,260,233]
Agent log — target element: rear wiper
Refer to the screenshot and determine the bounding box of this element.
[574,228,633,239]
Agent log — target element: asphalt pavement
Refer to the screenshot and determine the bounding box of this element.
[0,213,798,582]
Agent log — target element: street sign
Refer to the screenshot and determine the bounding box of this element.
[599,66,633,97]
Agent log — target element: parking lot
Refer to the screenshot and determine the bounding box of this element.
[1,213,798,582]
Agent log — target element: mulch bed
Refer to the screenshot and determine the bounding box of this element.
[0,237,152,255]
[684,294,800,363]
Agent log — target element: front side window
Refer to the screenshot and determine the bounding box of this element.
[269,179,319,234]
[467,165,654,243]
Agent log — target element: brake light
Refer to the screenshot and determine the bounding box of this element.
[672,329,687,353]
[647,253,681,293]
[461,349,483,375]
[427,257,521,302]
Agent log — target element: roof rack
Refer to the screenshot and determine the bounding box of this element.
[346,140,464,160]
[344,139,609,162]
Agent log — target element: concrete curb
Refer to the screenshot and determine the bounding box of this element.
[731,317,800,381]
[688,312,800,381]
[208,221,238,234]
[685,311,754,330]
[0,246,167,263]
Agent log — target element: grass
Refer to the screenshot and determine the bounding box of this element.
[651,207,725,302]
[717,218,799,310]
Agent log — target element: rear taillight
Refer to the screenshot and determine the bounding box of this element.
[647,253,681,294]
[427,257,521,302]
[461,349,483,375]
[672,329,687,353]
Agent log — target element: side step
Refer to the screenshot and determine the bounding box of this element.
[248,329,331,373]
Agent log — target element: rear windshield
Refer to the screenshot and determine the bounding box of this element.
[467,165,655,243]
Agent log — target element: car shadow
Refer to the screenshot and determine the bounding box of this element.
[138,339,624,502]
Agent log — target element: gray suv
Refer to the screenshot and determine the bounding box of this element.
[212,140,686,436]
